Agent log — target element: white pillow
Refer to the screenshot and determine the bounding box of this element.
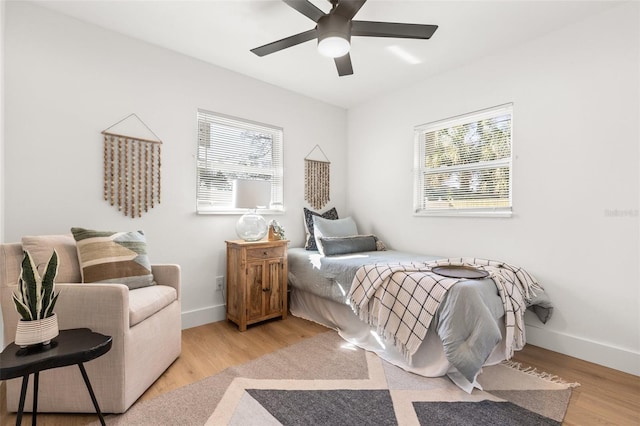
[313,216,359,255]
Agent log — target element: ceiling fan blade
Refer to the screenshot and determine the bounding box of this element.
[334,53,353,76]
[283,0,326,23]
[334,0,367,20]
[251,29,317,56]
[352,21,438,39]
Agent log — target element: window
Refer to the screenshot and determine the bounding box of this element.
[414,104,513,217]
[196,109,284,214]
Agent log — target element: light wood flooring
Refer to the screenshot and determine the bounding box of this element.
[1,316,638,425]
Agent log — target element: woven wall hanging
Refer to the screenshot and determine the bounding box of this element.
[304,145,330,210]
[101,114,162,218]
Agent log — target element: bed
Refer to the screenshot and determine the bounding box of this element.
[287,247,553,392]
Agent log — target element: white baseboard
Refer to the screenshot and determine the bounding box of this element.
[181,304,226,330]
[525,324,640,376]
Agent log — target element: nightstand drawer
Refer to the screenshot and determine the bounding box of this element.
[246,246,285,260]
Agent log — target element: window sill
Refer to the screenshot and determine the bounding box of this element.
[197,208,286,215]
[413,209,512,218]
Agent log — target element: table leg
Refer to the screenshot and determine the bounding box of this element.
[31,371,39,426]
[77,363,106,426]
[16,374,29,426]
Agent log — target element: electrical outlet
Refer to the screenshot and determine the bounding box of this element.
[215,276,224,291]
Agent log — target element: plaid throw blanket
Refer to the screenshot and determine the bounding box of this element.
[348,258,543,362]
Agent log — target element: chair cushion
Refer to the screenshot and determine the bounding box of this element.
[71,227,155,290]
[128,285,177,327]
[21,235,82,283]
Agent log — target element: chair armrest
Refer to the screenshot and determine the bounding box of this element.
[1,283,129,348]
[54,283,129,338]
[152,264,181,300]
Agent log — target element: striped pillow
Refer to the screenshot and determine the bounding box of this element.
[70,227,155,290]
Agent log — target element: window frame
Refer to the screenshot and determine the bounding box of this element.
[196,109,284,215]
[413,103,513,218]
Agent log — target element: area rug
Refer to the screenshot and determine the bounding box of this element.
[95,331,577,425]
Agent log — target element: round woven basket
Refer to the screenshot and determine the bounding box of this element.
[15,313,59,347]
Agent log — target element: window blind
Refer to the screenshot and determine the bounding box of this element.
[414,104,513,216]
[196,109,284,213]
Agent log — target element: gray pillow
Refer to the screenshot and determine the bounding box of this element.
[313,216,359,255]
[319,235,378,256]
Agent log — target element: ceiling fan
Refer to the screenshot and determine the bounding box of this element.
[250,0,438,76]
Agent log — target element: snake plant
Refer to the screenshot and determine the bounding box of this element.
[12,250,60,321]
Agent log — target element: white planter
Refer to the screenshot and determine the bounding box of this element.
[15,313,59,347]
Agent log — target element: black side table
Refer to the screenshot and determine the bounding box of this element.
[0,328,112,426]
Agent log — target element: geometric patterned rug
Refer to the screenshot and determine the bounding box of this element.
[97,331,577,426]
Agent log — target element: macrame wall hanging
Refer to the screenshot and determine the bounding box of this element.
[304,145,331,210]
[101,114,162,218]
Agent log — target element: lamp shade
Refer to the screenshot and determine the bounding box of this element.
[232,179,271,209]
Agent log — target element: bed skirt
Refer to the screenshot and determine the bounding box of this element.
[290,287,508,392]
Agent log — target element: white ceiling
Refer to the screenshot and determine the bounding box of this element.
[31,0,622,109]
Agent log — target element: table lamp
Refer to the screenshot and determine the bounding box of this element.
[233,179,271,241]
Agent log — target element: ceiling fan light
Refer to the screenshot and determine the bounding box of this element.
[318,36,350,58]
[317,14,351,58]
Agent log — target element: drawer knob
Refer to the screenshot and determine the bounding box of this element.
[263,251,268,255]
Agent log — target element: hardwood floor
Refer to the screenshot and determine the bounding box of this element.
[512,343,639,425]
[1,316,638,425]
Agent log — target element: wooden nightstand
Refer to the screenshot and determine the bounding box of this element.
[225,239,288,331]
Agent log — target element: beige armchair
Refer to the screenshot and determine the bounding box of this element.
[0,235,181,414]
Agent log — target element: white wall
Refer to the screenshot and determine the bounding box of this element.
[347,3,639,375]
[2,2,347,335]
[0,0,6,345]
[0,0,5,240]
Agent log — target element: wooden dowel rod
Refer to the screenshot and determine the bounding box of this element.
[101,131,162,145]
